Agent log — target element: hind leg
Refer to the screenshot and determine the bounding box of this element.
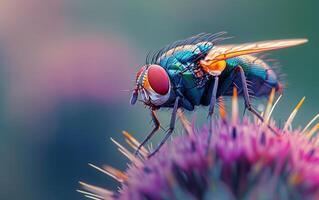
[236,66,278,135]
[148,97,180,158]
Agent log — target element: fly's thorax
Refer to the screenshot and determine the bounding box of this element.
[133,64,171,106]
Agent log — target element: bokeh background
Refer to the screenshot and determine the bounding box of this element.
[0,0,318,199]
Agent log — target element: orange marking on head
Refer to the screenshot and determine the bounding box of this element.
[143,75,151,90]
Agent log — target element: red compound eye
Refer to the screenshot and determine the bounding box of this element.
[147,65,169,95]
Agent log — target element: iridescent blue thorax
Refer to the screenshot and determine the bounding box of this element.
[156,42,214,110]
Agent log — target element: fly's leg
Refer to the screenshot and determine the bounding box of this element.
[135,109,160,157]
[206,76,219,155]
[236,66,278,135]
[148,97,180,158]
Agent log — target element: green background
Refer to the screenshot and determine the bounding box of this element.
[0,0,318,199]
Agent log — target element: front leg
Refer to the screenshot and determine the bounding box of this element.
[236,66,278,135]
[148,96,180,158]
[135,109,160,157]
[206,76,219,154]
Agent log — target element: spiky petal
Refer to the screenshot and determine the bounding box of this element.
[79,96,319,200]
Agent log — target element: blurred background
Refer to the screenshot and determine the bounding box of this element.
[0,0,318,199]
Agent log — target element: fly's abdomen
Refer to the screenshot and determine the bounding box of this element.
[225,55,282,97]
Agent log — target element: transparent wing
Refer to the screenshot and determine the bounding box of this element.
[204,39,308,62]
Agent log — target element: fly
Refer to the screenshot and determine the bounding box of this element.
[130,32,308,157]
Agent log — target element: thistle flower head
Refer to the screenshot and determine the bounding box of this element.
[79,92,319,200]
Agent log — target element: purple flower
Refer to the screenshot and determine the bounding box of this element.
[79,93,319,200]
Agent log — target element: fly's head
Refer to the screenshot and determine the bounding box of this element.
[130,64,171,108]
